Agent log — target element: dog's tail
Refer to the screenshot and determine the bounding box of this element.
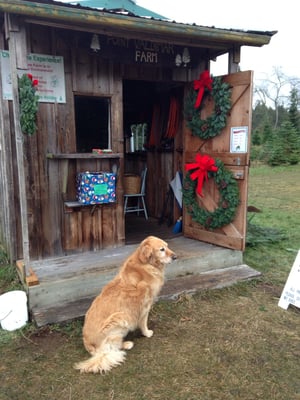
[74,312,130,374]
[74,347,126,374]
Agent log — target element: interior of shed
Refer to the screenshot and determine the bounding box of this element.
[122,79,184,243]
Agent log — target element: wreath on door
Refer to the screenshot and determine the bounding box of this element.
[182,154,240,229]
[184,71,231,140]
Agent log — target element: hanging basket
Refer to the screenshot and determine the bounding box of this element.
[124,174,141,194]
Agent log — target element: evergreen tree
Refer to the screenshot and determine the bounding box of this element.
[262,121,273,144]
[265,134,285,166]
[266,120,300,166]
[288,88,300,132]
[277,105,289,127]
[252,102,270,130]
[252,129,261,145]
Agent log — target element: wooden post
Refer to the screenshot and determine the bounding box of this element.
[228,45,241,74]
[5,14,30,277]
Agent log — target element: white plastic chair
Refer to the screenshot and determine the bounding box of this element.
[124,168,148,220]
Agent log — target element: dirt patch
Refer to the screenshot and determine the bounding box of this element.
[27,326,69,353]
[256,282,283,297]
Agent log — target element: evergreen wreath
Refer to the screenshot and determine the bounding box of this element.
[184,76,231,140]
[182,158,240,229]
[18,74,39,135]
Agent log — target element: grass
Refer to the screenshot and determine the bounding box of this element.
[245,164,300,282]
[0,164,300,400]
[0,247,22,294]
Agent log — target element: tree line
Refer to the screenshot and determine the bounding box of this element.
[251,67,300,165]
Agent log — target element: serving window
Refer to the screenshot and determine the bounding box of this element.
[75,95,111,153]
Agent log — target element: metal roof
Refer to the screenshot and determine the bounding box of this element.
[0,0,276,57]
[58,0,167,19]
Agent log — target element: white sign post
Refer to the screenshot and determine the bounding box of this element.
[0,50,66,103]
[278,250,300,310]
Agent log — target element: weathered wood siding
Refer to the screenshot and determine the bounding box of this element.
[0,21,187,261]
[1,24,126,259]
[0,26,18,261]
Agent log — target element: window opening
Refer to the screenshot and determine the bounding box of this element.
[75,95,111,152]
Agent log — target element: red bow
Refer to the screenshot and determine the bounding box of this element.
[185,154,218,197]
[193,70,213,109]
[27,73,38,87]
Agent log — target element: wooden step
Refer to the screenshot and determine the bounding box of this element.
[160,264,261,300]
[27,238,243,310]
[25,237,249,326]
[32,264,261,326]
[31,264,260,327]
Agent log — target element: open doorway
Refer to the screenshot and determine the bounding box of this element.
[122,79,184,244]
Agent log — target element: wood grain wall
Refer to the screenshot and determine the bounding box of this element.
[0,22,186,261]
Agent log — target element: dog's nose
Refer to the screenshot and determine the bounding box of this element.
[172,253,177,260]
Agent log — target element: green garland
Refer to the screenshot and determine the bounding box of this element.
[18,74,39,135]
[182,159,240,229]
[184,77,231,140]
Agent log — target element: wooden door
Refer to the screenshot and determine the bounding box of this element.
[183,71,253,251]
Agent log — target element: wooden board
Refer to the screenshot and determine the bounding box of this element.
[183,71,253,251]
[31,264,260,326]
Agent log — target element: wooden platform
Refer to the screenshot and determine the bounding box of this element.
[24,236,261,327]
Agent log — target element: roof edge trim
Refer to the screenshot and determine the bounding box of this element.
[0,0,275,47]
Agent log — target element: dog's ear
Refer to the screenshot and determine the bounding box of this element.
[138,243,153,264]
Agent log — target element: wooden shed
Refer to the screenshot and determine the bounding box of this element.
[0,0,275,325]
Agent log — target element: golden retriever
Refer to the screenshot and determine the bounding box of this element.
[74,236,177,374]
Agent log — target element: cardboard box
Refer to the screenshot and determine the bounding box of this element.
[76,172,116,205]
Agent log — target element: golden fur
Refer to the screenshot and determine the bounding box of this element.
[74,236,177,374]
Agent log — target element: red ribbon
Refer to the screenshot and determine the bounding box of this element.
[185,154,218,197]
[193,70,213,109]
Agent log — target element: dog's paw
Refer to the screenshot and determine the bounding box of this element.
[143,329,153,338]
[122,341,134,350]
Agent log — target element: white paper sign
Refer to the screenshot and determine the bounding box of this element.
[278,250,300,310]
[0,50,66,103]
[230,126,248,153]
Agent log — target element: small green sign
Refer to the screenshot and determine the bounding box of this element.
[94,183,108,195]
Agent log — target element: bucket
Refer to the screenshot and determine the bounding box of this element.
[0,290,28,331]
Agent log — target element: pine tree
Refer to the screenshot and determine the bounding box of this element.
[267,120,300,165]
[252,128,261,145]
[265,129,285,166]
[288,88,300,133]
[262,121,273,144]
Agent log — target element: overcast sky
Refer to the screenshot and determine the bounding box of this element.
[137,0,298,82]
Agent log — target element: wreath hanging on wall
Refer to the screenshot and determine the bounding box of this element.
[182,154,240,229]
[18,73,39,135]
[184,71,232,140]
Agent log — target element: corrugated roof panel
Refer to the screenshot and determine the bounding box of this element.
[59,0,168,19]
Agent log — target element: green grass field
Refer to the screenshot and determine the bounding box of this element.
[0,164,299,400]
[245,164,300,282]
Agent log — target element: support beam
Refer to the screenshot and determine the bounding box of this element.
[6,14,31,277]
[228,45,241,74]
